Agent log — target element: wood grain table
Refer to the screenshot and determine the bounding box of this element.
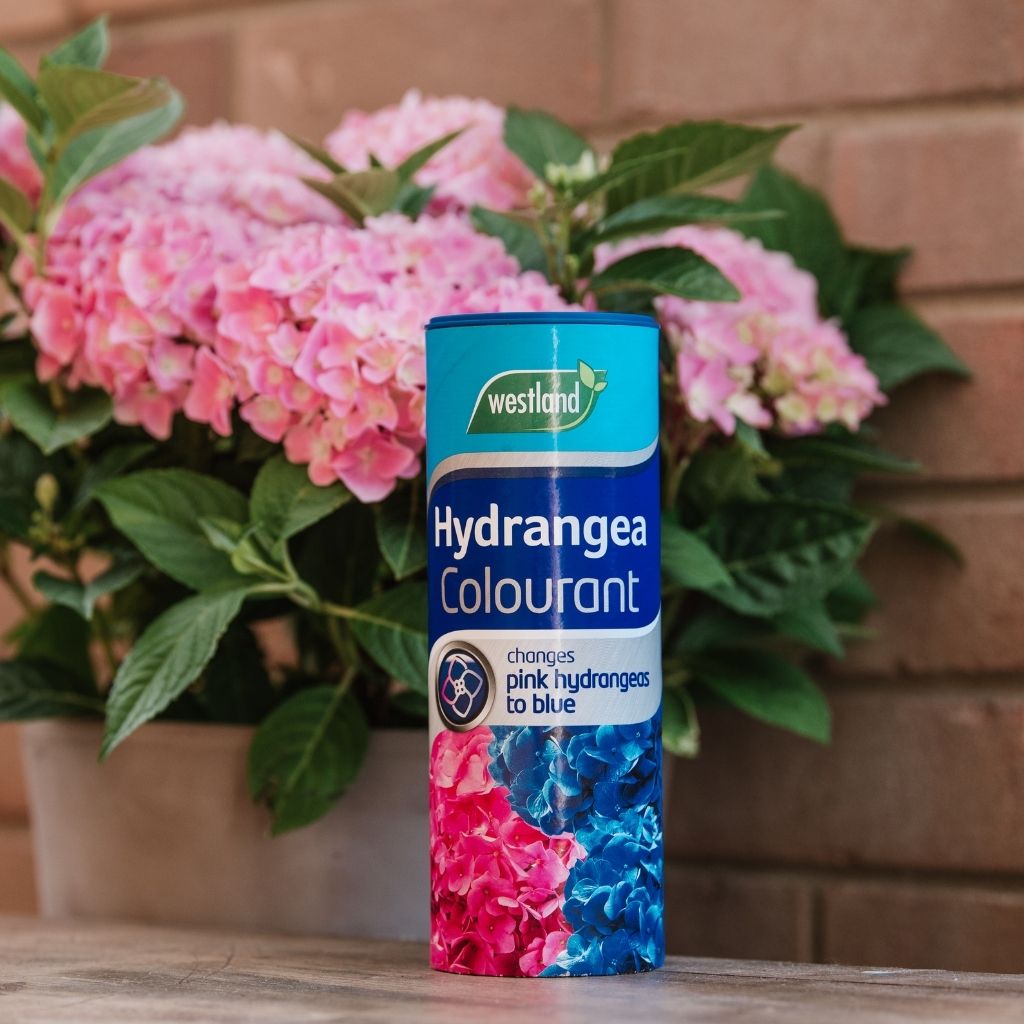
[1,917,1023,1023]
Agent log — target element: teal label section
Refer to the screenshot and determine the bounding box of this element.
[425,321,659,475]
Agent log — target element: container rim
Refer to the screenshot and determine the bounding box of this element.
[426,311,659,330]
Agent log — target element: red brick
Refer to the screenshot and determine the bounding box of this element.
[106,27,234,126]
[0,825,36,914]
[665,863,813,961]
[0,0,69,44]
[830,113,1024,291]
[609,0,1024,121]
[822,881,1024,972]
[0,725,28,821]
[667,690,1024,873]
[235,0,603,143]
[844,501,1024,676]
[871,307,1024,482]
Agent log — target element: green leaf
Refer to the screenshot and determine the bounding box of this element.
[101,585,249,757]
[588,246,740,303]
[893,514,964,567]
[662,517,732,590]
[696,648,831,742]
[247,685,368,835]
[375,484,426,580]
[349,581,428,693]
[773,432,920,475]
[33,557,143,620]
[1,381,111,454]
[503,107,591,181]
[738,166,851,319]
[37,65,137,135]
[46,87,183,206]
[0,48,44,134]
[0,178,33,236]
[674,608,769,655]
[0,432,46,539]
[199,623,276,725]
[702,500,876,616]
[70,441,155,514]
[285,133,345,174]
[679,442,771,519]
[14,604,93,684]
[470,206,548,275]
[605,121,794,213]
[0,660,103,720]
[826,569,877,625]
[390,688,428,718]
[303,170,399,223]
[250,455,351,551]
[96,469,248,591]
[847,304,969,390]
[585,194,780,247]
[662,687,700,757]
[774,601,844,657]
[394,128,463,181]
[394,182,436,218]
[43,17,109,69]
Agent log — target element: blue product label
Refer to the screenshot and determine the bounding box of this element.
[426,315,664,979]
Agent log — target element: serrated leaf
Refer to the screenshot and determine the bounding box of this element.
[375,484,426,580]
[96,469,248,591]
[33,557,143,620]
[0,660,103,720]
[101,585,249,757]
[847,304,969,390]
[70,442,154,514]
[394,128,463,181]
[679,442,771,519]
[1,381,111,454]
[588,246,740,303]
[348,581,428,693]
[702,500,876,616]
[470,206,548,274]
[503,107,590,181]
[247,685,368,834]
[0,49,44,134]
[662,517,732,590]
[251,454,351,551]
[774,601,844,657]
[43,17,109,70]
[605,121,794,213]
[696,648,831,742]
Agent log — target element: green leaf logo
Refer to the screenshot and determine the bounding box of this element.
[467,361,609,434]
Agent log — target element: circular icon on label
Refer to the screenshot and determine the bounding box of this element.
[435,643,493,732]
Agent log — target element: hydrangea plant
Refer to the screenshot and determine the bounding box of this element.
[0,21,968,834]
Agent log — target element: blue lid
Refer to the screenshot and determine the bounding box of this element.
[426,311,659,330]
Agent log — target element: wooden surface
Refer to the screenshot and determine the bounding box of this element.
[1,918,1023,1023]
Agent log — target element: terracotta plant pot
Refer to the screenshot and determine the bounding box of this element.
[20,719,428,940]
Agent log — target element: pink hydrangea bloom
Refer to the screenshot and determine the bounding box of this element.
[430,727,581,977]
[598,226,885,435]
[14,124,341,440]
[226,213,571,501]
[0,104,42,203]
[325,90,534,213]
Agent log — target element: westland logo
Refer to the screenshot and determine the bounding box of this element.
[467,360,608,434]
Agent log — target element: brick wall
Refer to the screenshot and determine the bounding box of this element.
[2,0,1023,969]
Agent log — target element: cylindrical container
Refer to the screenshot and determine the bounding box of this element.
[425,311,663,978]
